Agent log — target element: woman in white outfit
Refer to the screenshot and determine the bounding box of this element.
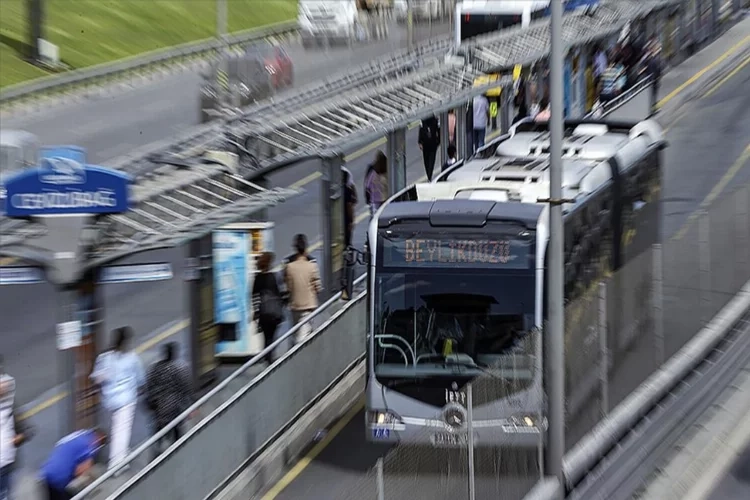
[91,327,145,473]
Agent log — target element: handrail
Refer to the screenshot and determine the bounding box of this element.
[0,20,298,103]
[73,272,367,499]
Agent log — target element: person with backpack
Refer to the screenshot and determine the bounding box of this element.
[145,342,194,459]
[254,252,285,362]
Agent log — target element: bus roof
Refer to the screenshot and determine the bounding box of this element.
[495,119,664,161]
[377,198,544,229]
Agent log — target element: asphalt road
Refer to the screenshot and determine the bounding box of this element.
[261,36,750,500]
[0,20,451,409]
[3,21,450,165]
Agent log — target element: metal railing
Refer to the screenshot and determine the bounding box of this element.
[73,273,367,499]
[87,275,367,499]
[0,20,298,108]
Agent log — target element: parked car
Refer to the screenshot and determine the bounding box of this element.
[200,42,294,123]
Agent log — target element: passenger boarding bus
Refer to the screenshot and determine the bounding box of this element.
[366,118,666,447]
[455,0,600,46]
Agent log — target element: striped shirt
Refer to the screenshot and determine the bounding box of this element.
[601,65,625,95]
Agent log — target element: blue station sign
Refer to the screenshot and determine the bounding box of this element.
[2,157,130,217]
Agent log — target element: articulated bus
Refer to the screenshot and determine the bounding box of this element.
[455,0,600,46]
[365,118,666,448]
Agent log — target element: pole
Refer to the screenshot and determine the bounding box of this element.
[467,383,476,500]
[406,0,414,51]
[217,0,227,44]
[376,458,385,500]
[545,0,565,491]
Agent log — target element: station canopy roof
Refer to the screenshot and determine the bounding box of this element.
[0,0,679,266]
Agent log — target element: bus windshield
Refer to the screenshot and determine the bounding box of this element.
[374,227,536,379]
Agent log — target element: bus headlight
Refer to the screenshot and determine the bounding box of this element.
[503,414,548,433]
[367,410,403,426]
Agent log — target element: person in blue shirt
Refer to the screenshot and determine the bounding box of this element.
[40,428,107,500]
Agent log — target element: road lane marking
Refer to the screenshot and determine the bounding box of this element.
[672,143,750,241]
[20,318,190,420]
[657,34,750,109]
[664,52,749,132]
[261,398,365,500]
[702,53,750,99]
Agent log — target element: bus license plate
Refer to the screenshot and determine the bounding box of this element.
[431,432,469,447]
[372,428,390,439]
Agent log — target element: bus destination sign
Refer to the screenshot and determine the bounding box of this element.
[383,237,530,269]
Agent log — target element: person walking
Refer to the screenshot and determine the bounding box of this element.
[284,234,323,343]
[145,342,193,459]
[472,93,490,152]
[447,110,456,147]
[0,356,34,500]
[599,56,626,104]
[418,115,440,181]
[90,327,145,472]
[253,252,285,363]
[40,428,107,500]
[342,167,358,248]
[364,151,388,216]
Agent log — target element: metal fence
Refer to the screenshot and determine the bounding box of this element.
[336,331,544,500]
[73,274,368,499]
[0,21,298,110]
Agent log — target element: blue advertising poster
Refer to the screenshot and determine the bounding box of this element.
[213,230,250,356]
[2,157,130,217]
[40,146,87,164]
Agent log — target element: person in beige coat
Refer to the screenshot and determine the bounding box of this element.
[284,234,323,343]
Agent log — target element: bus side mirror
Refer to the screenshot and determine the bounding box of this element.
[342,246,368,301]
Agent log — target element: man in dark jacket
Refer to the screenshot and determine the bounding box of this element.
[418,115,440,181]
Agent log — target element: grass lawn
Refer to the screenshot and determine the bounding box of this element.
[0,0,298,88]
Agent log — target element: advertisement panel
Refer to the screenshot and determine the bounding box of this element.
[213,222,275,360]
[213,230,251,357]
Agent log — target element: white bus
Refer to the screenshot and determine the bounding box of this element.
[366,118,665,448]
[455,0,600,46]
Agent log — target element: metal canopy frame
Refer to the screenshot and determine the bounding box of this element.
[1,164,300,268]
[1,0,681,268]
[468,0,681,73]
[104,34,456,181]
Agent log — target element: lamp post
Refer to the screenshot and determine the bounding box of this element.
[545,0,566,492]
